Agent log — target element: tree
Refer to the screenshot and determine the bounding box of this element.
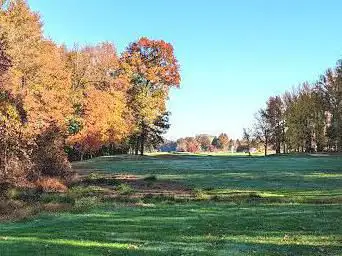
[0,0,73,183]
[242,128,252,156]
[121,37,180,155]
[265,96,284,154]
[176,138,187,152]
[218,133,229,150]
[196,134,212,151]
[143,112,171,152]
[0,0,42,94]
[66,43,132,160]
[185,137,200,153]
[235,139,241,151]
[318,62,342,151]
[0,0,182,189]
[0,34,10,74]
[0,90,33,186]
[283,84,325,152]
[211,136,219,149]
[0,39,31,185]
[254,108,271,156]
[67,86,130,160]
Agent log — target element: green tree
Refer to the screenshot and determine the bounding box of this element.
[254,108,271,156]
[121,37,180,155]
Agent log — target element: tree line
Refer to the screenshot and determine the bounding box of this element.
[158,133,249,153]
[176,134,231,152]
[0,1,180,188]
[247,59,342,155]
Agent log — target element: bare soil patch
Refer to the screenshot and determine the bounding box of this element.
[74,171,193,199]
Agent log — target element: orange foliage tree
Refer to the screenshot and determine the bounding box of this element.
[0,0,181,190]
[121,37,180,155]
[66,43,132,159]
[0,0,72,184]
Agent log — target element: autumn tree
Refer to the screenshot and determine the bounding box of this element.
[0,0,73,182]
[217,133,229,151]
[185,137,200,153]
[196,134,212,151]
[66,43,131,160]
[121,37,180,155]
[0,0,183,190]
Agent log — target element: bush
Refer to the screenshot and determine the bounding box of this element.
[193,188,209,200]
[83,173,118,186]
[86,172,102,180]
[32,124,72,181]
[68,185,104,198]
[72,196,98,213]
[0,200,24,215]
[116,184,134,195]
[12,189,42,203]
[143,175,157,182]
[41,193,74,204]
[35,178,68,192]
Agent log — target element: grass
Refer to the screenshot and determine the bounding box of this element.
[1,154,342,255]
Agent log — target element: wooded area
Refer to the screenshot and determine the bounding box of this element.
[0,1,180,189]
[249,61,342,155]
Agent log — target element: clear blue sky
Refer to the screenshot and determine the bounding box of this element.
[28,0,342,140]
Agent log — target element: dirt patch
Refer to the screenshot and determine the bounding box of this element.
[42,203,72,212]
[152,154,187,160]
[75,173,193,199]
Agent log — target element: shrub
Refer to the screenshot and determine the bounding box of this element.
[83,173,118,186]
[13,189,42,203]
[143,175,157,182]
[193,188,209,200]
[72,196,98,213]
[35,178,68,192]
[41,193,74,204]
[68,185,104,198]
[86,172,102,180]
[116,184,134,195]
[5,187,21,200]
[32,124,72,181]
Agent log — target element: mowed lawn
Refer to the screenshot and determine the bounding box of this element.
[1,154,342,255]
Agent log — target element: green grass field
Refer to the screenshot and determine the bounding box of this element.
[1,154,342,255]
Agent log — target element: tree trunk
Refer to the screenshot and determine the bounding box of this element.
[140,130,145,156]
[4,134,8,178]
[3,118,8,179]
[264,138,268,156]
[282,125,286,153]
[135,137,139,155]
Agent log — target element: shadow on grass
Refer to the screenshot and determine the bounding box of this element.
[1,202,341,256]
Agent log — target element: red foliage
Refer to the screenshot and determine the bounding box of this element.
[35,177,68,192]
[122,37,181,88]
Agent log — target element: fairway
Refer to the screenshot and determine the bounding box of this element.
[1,154,342,255]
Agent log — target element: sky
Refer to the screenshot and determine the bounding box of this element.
[28,0,342,140]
